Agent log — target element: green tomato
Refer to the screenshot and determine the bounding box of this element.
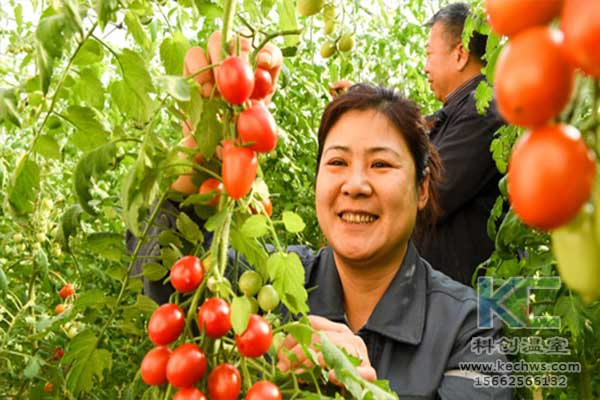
[338,33,355,52]
[12,233,23,243]
[247,295,259,314]
[324,19,336,35]
[297,0,324,17]
[258,285,280,312]
[239,270,263,296]
[320,41,336,58]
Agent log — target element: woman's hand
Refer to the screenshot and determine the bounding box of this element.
[276,315,377,384]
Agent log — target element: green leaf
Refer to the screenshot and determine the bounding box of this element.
[142,262,168,281]
[474,80,493,115]
[176,212,203,243]
[0,266,7,293]
[205,208,228,232]
[157,75,191,101]
[64,330,112,395]
[32,134,61,160]
[73,39,104,66]
[73,142,118,215]
[231,295,252,335]
[6,153,40,216]
[74,69,105,110]
[36,11,67,59]
[34,249,49,278]
[286,320,313,347]
[0,88,21,127]
[161,247,182,270]
[241,215,269,238]
[230,230,269,277]
[159,32,190,75]
[35,43,53,95]
[57,204,83,251]
[87,232,125,261]
[95,0,116,29]
[66,105,110,151]
[158,230,183,248]
[282,211,305,233]
[74,289,116,310]
[277,0,299,47]
[23,355,42,379]
[268,252,308,314]
[124,11,151,51]
[196,99,223,159]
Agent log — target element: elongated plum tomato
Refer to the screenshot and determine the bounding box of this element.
[59,283,75,299]
[141,346,171,385]
[216,56,254,105]
[170,256,204,293]
[166,343,207,388]
[561,0,600,78]
[238,102,278,153]
[184,46,213,97]
[245,380,282,400]
[221,140,258,199]
[251,68,273,100]
[197,298,232,338]
[207,363,242,400]
[174,388,208,400]
[198,178,224,207]
[508,124,596,231]
[484,0,563,37]
[148,303,185,345]
[494,27,574,128]
[235,314,272,358]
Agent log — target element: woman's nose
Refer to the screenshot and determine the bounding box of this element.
[341,166,373,197]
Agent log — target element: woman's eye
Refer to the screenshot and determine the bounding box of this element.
[372,161,391,168]
[327,159,345,166]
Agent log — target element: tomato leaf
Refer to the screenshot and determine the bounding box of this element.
[160,32,190,75]
[158,230,183,248]
[73,38,104,66]
[32,134,61,160]
[73,69,105,110]
[23,355,42,379]
[176,212,203,243]
[230,229,269,277]
[282,211,305,233]
[158,75,191,102]
[74,289,116,310]
[73,142,118,215]
[86,232,125,261]
[196,98,223,159]
[285,320,313,347]
[268,252,308,314]
[6,153,40,216]
[231,295,252,335]
[277,0,299,47]
[66,105,110,151]
[64,330,112,395]
[142,262,168,281]
[241,215,269,238]
[57,204,83,251]
[124,11,151,51]
[0,88,21,127]
[0,266,7,293]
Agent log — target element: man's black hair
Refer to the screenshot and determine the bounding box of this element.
[425,2,487,65]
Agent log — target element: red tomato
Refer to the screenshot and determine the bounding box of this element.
[484,0,563,37]
[166,343,207,388]
[52,348,64,360]
[197,298,232,338]
[141,346,171,385]
[238,102,278,153]
[198,178,224,207]
[251,68,273,100]
[494,27,574,127]
[245,380,282,400]
[44,382,54,394]
[55,304,65,314]
[170,256,205,293]
[174,388,208,400]
[216,56,254,105]
[58,283,75,299]
[508,124,596,230]
[207,363,242,400]
[222,140,258,199]
[148,303,185,346]
[561,0,600,78]
[235,314,272,358]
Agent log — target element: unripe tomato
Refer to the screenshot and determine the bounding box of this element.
[238,102,278,153]
[297,0,324,17]
[245,380,282,400]
[235,314,272,358]
[508,124,596,230]
[494,27,574,127]
[561,0,600,78]
[12,233,23,243]
[207,363,242,400]
[484,0,562,37]
[238,270,263,296]
[337,33,355,52]
[59,283,75,299]
[320,42,336,58]
[55,304,66,314]
[197,298,232,338]
[251,68,273,100]
[199,178,224,207]
[148,303,185,346]
[170,256,205,293]
[166,343,207,388]
[44,382,54,394]
[174,388,208,400]
[141,346,172,385]
[216,56,254,105]
[222,141,258,199]
[36,232,46,242]
[257,285,280,312]
[324,20,335,35]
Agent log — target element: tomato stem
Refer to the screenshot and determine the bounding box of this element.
[221,0,237,58]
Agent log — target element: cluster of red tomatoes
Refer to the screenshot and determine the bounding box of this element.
[140,255,282,399]
[486,0,598,231]
[54,282,75,315]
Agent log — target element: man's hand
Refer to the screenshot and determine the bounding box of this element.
[329,79,353,99]
[276,315,377,385]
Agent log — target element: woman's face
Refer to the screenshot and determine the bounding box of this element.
[315,109,429,266]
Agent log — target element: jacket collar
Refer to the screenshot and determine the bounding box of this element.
[443,73,485,109]
[307,242,426,346]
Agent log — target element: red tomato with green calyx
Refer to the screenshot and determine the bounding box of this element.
[235,314,272,358]
[251,68,273,100]
[170,255,205,293]
[166,343,207,388]
[141,346,171,385]
[198,178,224,207]
[245,380,282,400]
[508,124,596,231]
[216,56,254,105]
[148,303,185,346]
[174,388,208,400]
[197,297,232,338]
[207,363,242,400]
[59,283,75,299]
[238,102,278,153]
[561,0,600,78]
[222,141,258,199]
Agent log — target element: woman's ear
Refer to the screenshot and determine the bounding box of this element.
[417,168,430,211]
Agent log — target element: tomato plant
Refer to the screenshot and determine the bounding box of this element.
[197,297,232,339]
[148,304,185,346]
[170,255,205,293]
[141,346,171,385]
[166,343,207,388]
[237,102,278,153]
[207,363,241,400]
[216,56,255,105]
[245,380,282,400]
[198,178,224,206]
[235,314,273,358]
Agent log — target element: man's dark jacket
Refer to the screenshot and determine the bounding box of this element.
[415,75,504,286]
